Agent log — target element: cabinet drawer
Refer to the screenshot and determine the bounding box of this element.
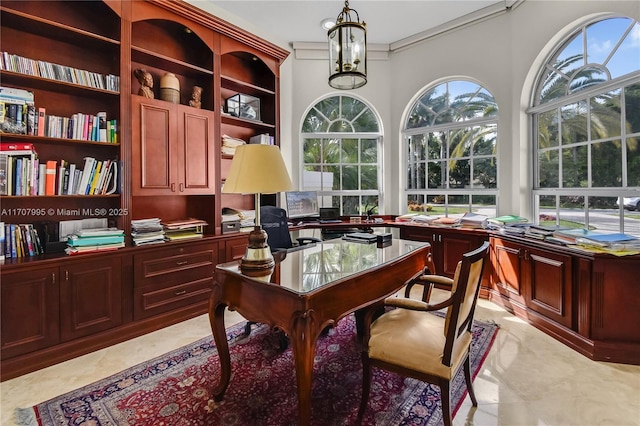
[134,244,216,287]
[134,276,213,320]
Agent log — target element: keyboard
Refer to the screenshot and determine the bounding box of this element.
[319,219,342,224]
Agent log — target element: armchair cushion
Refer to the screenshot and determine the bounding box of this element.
[368,308,472,379]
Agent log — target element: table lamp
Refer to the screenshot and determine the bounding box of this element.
[222,144,293,276]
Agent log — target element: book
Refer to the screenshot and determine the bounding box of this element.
[67,234,125,247]
[37,107,46,137]
[67,163,76,195]
[0,221,4,260]
[45,160,57,195]
[65,241,124,255]
[460,212,488,228]
[581,233,637,243]
[57,160,66,196]
[0,153,6,195]
[38,163,46,195]
[76,157,95,195]
[488,215,528,225]
[75,227,124,237]
[552,228,603,243]
[97,111,107,142]
[88,161,102,194]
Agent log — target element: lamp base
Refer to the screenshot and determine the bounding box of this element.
[239,226,274,277]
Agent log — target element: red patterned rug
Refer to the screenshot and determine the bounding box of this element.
[17,314,498,426]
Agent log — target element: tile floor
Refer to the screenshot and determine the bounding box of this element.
[1,292,639,426]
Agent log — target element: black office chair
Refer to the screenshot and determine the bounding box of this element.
[260,205,320,252]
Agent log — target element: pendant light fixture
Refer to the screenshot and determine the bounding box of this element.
[327,0,367,89]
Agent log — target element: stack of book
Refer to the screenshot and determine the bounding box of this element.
[0,86,35,135]
[65,228,125,255]
[0,142,38,196]
[551,228,640,254]
[487,215,528,227]
[1,52,120,92]
[131,218,165,246]
[2,222,44,258]
[249,133,274,145]
[221,134,246,156]
[460,212,488,229]
[431,216,461,227]
[162,218,208,241]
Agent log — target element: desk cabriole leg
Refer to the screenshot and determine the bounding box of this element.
[208,290,230,401]
[290,309,319,426]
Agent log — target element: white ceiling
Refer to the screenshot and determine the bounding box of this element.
[191,1,516,46]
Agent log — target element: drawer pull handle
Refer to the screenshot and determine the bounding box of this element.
[176,261,188,266]
[175,290,187,295]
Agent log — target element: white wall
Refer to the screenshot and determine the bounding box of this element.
[188,0,640,216]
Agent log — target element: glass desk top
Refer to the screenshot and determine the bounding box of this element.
[216,237,429,294]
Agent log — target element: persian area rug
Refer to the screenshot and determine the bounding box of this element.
[16,314,498,426]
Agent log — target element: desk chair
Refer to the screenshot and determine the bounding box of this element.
[357,241,490,426]
[260,205,320,251]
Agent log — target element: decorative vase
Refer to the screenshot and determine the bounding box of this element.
[160,72,180,103]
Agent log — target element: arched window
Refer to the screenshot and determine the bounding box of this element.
[300,95,382,215]
[529,16,640,235]
[402,79,498,217]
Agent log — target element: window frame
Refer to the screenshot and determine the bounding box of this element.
[402,79,499,217]
[299,95,383,216]
[528,16,640,235]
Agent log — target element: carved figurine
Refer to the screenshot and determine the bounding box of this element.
[134,68,154,99]
[189,85,203,109]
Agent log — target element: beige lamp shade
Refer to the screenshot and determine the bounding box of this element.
[223,144,293,194]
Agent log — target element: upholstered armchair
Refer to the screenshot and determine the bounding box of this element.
[357,241,490,426]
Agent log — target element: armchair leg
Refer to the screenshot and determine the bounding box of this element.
[440,380,452,426]
[357,355,372,423]
[463,355,478,406]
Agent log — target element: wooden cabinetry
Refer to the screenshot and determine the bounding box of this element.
[0,0,289,380]
[1,266,60,360]
[60,257,123,341]
[133,241,216,320]
[399,226,488,279]
[1,256,122,359]
[222,234,250,262]
[491,237,573,328]
[0,1,123,231]
[218,37,282,217]
[488,235,640,364]
[131,96,215,195]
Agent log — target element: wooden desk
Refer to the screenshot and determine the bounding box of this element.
[208,238,432,426]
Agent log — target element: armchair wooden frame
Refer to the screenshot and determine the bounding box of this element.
[357,241,490,426]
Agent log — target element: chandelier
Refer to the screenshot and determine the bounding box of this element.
[327,0,367,89]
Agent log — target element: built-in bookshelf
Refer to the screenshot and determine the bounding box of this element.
[0,1,122,241]
[0,0,290,381]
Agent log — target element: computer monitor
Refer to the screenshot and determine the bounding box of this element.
[285,191,319,219]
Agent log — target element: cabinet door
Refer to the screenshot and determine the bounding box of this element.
[60,257,123,341]
[132,96,177,195]
[439,230,480,278]
[224,235,249,262]
[178,105,215,194]
[1,267,59,359]
[491,238,525,304]
[524,247,573,328]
